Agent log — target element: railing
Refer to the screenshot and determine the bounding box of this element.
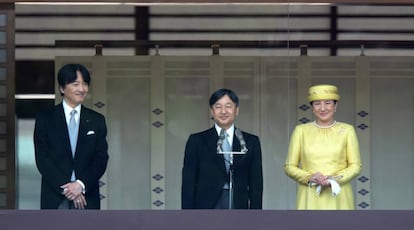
[55,40,414,56]
[1,210,414,230]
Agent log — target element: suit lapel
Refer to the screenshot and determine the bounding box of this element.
[76,106,91,158]
[232,128,241,153]
[55,104,73,158]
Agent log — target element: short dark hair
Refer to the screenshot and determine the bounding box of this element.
[209,88,239,108]
[57,64,91,96]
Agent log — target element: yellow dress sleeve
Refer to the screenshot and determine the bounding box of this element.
[335,125,362,184]
[284,126,312,185]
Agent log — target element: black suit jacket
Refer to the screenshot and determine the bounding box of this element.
[34,103,109,209]
[181,127,263,209]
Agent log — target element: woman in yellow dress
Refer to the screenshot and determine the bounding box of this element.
[284,84,362,210]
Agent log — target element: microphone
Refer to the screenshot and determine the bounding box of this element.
[217,129,225,153]
[235,128,248,153]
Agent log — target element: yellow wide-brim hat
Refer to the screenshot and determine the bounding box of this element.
[308,84,340,102]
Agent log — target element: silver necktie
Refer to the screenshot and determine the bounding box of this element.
[222,132,231,172]
[68,110,78,156]
[68,110,78,182]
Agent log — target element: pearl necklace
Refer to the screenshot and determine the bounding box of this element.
[313,120,337,128]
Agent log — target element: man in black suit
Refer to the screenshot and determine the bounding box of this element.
[181,88,263,209]
[34,64,109,209]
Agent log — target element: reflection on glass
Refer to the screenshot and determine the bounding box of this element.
[0,104,5,116]
[0,192,5,206]
[0,49,5,63]
[0,32,5,45]
[16,119,41,209]
[0,157,5,170]
[0,175,5,188]
[0,122,5,134]
[11,3,414,211]
[0,85,5,98]
[0,14,5,27]
[0,68,5,81]
[0,139,5,152]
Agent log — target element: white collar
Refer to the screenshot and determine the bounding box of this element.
[62,100,81,122]
[214,124,235,145]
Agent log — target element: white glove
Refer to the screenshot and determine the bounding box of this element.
[328,179,341,196]
[310,179,341,196]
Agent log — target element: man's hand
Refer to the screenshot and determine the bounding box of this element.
[61,181,83,200]
[73,193,87,209]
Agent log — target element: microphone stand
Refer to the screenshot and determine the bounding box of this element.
[229,153,234,210]
[218,128,247,209]
[218,150,245,209]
